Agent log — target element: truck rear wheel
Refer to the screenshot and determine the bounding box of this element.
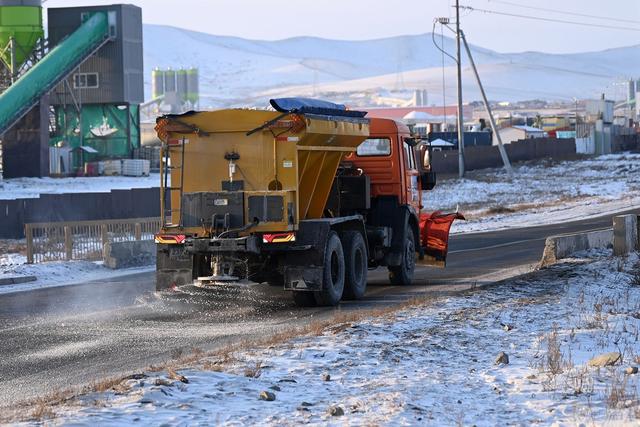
[342,231,367,300]
[314,231,345,306]
[388,225,416,285]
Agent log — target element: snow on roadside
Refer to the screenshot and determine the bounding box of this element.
[428,153,640,234]
[0,256,153,295]
[0,174,162,200]
[31,251,640,425]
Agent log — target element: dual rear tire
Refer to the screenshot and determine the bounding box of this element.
[293,230,368,307]
[388,226,416,285]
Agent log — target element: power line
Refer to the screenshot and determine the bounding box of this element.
[482,0,640,25]
[460,5,640,32]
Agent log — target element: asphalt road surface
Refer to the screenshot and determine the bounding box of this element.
[0,209,637,408]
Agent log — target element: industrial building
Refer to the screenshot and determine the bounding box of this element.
[0,1,143,179]
[495,125,547,145]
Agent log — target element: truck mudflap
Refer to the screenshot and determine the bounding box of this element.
[417,211,465,267]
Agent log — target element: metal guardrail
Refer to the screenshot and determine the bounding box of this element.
[25,217,161,264]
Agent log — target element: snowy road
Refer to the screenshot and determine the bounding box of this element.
[0,208,638,416]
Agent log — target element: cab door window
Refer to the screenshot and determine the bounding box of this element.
[404,145,416,170]
[357,138,391,156]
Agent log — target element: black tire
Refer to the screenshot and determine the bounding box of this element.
[342,231,368,300]
[314,231,345,306]
[292,291,317,307]
[388,224,416,285]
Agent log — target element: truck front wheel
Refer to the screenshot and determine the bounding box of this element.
[342,231,367,300]
[388,226,416,285]
[314,231,345,306]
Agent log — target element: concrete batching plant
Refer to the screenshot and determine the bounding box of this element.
[145,67,199,115]
[0,3,144,178]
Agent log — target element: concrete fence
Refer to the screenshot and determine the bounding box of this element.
[432,138,579,175]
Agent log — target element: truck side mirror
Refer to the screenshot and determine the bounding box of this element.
[419,143,436,190]
[421,171,437,191]
[418,144,432,172]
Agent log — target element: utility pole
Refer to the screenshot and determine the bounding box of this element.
[455,0,465,178]
[573,97,578,135]
[460,30,513,174]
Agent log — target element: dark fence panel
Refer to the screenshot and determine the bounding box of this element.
[612,135,639,152]
[0,187,164,239]
[432,138,578,175]
[0,199,23,239]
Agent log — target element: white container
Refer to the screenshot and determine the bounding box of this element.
[100,160,122,176]
[122,159,150,177]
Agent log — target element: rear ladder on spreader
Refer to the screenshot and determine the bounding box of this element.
[161,137,186,229]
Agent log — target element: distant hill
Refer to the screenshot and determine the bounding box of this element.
[143,24,640,108]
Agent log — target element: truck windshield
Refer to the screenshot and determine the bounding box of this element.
[356,138,391,156]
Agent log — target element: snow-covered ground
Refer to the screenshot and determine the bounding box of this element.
[0,174,161,200]
[0,252,153,295]
[429,153,640,234]
[21,251,640,425]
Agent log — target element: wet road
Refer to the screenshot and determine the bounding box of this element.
[0,209,636,408]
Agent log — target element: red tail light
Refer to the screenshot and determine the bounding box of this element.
[262,233,296,244]
[154,234,186,244]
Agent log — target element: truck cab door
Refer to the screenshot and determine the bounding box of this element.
[417,211,465,268]
[402,141,420,211]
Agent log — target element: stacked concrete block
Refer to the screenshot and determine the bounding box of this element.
[613,214,639,256]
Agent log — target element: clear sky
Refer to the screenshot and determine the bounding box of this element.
[43,0,640,54]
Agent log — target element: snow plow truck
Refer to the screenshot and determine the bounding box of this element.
[154,98,463,306]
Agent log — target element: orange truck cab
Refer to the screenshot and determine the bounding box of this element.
[340,117,462,283]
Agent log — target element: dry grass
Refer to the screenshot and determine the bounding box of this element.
[532,323,575,391]
[30,399,55,421]
[243,361,263,378]
[202,360,225,372]
[545,326,568,375]
[564,366,594,396]
[486,205,516,215]
[605,371,638,411]
[90,377,125,393]
[0,239,27,256]
[630,262,640,287]
[167,368,189,383]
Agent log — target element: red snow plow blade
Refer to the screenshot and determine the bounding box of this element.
[418,211,465,268]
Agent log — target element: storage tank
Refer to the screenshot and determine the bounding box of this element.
[151,67,164,100]
[0,0,43,72]
[186,67,199,104]
[176,68,187,103]
[164,68,176,93]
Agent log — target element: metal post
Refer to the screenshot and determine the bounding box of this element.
[574,98,578,135]
[460,30,513,174]
[64,226,73,261]
[25,224,34,264]
[455,0,465,178]
[135,223,142,241]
